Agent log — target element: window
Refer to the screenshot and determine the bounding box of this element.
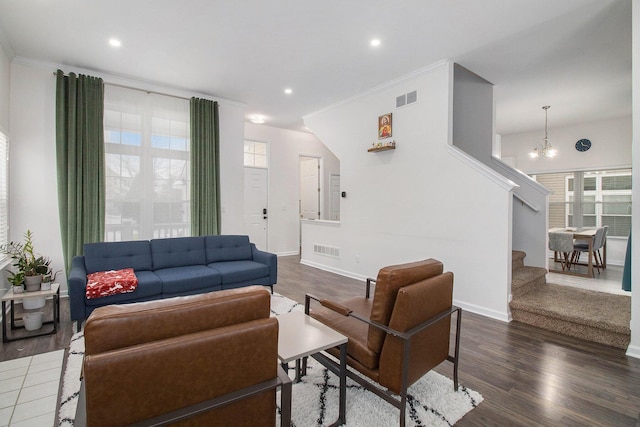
[0,131,7,257]
[244,140,268,168]
[534,169,632,237]
[104,87,190,241]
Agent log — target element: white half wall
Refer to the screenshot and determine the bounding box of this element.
[303,62,515,321]
[244,122,339,255]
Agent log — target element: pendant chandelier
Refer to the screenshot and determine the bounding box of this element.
[529,105,557,159]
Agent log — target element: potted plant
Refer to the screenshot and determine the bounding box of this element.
[1,230,51,292]
[8,270,24,294]
[41,268,60,291]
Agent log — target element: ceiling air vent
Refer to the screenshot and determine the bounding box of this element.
[396,94,406,108]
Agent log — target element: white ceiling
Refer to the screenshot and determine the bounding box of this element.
[0,0,631,136]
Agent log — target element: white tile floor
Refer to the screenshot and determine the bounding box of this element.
[0,350,64,427]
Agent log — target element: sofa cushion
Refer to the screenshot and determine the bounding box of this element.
[84,240,152,274]
[151,237,206,269]
[208,260,270,284]
[205,235,252,263]
[155,265,222,295]
[85,270,162,307]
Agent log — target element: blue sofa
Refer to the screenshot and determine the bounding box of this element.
[68,235,277,329]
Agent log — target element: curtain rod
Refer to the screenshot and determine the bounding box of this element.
[53,71,194,102]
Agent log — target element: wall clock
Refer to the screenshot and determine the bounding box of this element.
[575,139,591,152]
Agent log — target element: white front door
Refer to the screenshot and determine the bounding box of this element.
[244,167,268,250]
[300,157,320,220]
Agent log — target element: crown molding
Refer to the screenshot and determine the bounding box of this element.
[12,56,246,109]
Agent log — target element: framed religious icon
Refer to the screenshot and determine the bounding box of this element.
[378,113,392,139]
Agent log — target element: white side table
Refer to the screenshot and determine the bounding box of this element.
[277,311,347,427]
[1,283,60,342]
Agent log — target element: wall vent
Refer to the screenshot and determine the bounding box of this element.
[313,244,340,258]
[406,90,417,104]
[396,90,417,108]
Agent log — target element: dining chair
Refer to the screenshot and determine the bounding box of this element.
[548,231,574,271]
[572,226,608,274]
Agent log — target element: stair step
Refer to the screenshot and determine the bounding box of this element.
[511,266,547,298]
[510,283,630,349]
[512,250,526,270]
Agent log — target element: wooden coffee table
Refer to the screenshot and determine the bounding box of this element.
[1,283,60,342]
[277,311,347,426]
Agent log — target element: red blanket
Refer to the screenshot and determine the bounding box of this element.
[86,268,138,299]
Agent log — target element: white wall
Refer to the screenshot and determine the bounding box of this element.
[8,59,247,294]
[244,122,339,255]
[303,61,515,321]
[627,0,639,359]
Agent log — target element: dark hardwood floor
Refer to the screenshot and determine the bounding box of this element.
[2,255,639,426]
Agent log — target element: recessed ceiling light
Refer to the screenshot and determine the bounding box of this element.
[370,39,381,47]
[284,88,293,95]
[109,38,122,48]
[250,115,266,124]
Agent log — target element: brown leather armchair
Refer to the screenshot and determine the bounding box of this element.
[75,286,291,427]
[305,259,461,427]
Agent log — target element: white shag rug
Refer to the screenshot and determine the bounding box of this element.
[58,293,482,426]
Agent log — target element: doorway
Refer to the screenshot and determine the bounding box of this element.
[299,156,320,220]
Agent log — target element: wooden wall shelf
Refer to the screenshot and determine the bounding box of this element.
[368,145,396,153]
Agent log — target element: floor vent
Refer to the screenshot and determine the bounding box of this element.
[313,244,340,258]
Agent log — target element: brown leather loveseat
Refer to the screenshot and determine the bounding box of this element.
[75,285,291,426]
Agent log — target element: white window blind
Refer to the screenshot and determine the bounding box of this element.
[104,86,190,241]
[534,168,632,237]
[0,131,7,256]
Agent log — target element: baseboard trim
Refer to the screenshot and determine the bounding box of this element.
[299,259,368,282]
[454,299,511,323]
[276,251,299,257]
[626,344,640,359]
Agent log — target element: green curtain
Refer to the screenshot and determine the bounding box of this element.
[190,98,221,236]
[55,70,105,273]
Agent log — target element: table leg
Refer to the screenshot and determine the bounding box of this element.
[2,300,6,343]
[588,238,594,278]
[337,342,347,426]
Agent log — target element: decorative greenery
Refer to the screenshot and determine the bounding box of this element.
[1,230,51,284]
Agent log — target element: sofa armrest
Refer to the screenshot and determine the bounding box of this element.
[251,243,277,284]
[68,256,88,325]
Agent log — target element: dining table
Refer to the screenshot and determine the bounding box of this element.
[548,227,605,278]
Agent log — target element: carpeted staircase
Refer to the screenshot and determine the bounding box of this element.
[509,250,631,349]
